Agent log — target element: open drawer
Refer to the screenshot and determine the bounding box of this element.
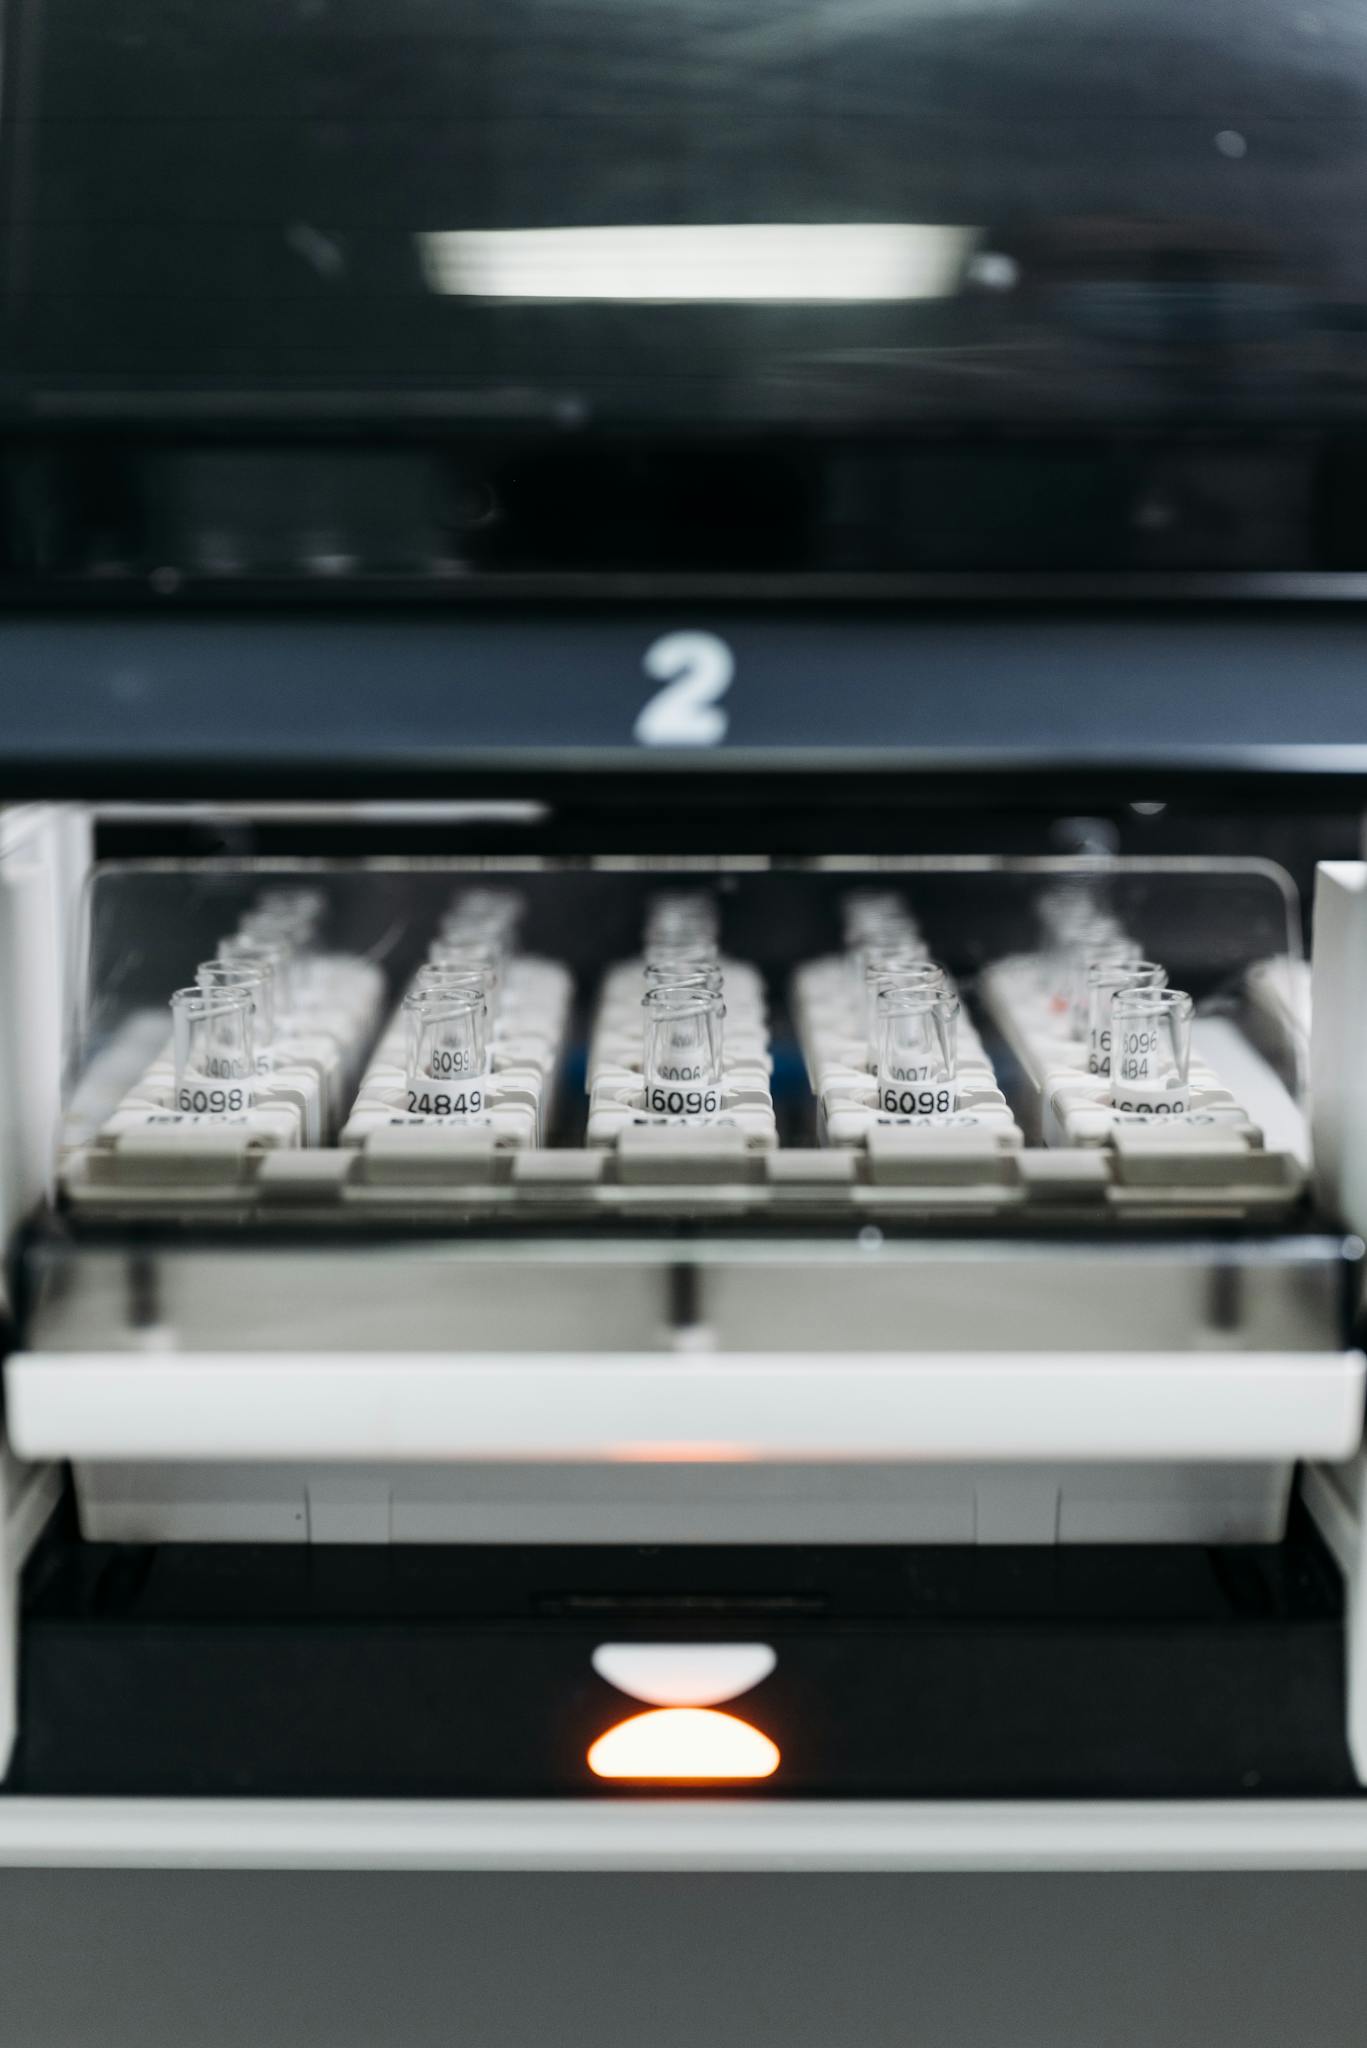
[5,830,1367,1806]
[7,1233,1364,1546]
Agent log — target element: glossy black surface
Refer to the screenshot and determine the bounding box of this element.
[7,1532,1355,1798]
[1,5,1367,584]
[4,0,1367,426]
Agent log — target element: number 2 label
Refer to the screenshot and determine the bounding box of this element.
[634,631,734,746]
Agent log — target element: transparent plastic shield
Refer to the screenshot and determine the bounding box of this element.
[62,853,1305,1164]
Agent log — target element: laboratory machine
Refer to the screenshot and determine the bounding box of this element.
[3,1,1367,2044]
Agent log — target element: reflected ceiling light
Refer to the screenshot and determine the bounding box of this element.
[418,224,979,302]
[587,1707,781,1781]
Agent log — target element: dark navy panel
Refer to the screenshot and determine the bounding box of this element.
[2,607,1367,790]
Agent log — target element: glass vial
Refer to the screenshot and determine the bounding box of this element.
[1085,959,1166,1077]
[198,958,276,1065]
[865,959,946,1071]
[641,984,725,1118]
[645,893,720,953]
[428,941,502,1017]
[858,942,928,1031]
[874,986,959,1117]
[222,932,296,1017]
[1109,986,1194,1114]
[171,986,255,1115]
[403,987,489,1118]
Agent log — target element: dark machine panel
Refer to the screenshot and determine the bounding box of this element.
[9,1531,1355,1800]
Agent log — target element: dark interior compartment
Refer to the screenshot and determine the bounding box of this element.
[7,1516,1356,1800]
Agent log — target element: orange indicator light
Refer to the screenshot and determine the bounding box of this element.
[587,1707,780,1782]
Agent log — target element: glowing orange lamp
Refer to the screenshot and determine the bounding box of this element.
[588,1706,779,1781]
[586,1643,780,1782]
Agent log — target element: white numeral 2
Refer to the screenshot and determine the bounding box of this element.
[634,631,734,746]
